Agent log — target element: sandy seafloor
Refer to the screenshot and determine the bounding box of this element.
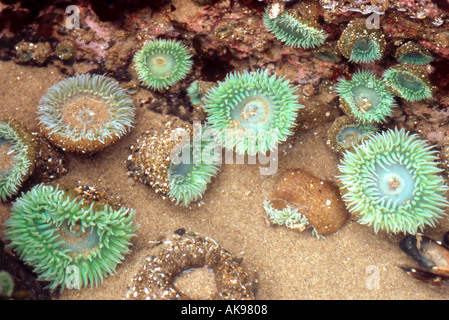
[1,59,449,300]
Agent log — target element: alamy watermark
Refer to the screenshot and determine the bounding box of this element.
[65,265,81,289]
[66,5,80,30]
[365,265,380,290]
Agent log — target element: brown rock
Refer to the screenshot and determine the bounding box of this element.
[269,169,348,235]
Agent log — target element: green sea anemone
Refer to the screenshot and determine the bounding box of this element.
[338,128,449,234]
[327,116,378,154]
[167,125,221,206]
[338,19,386,64]
[0,118,37,201]
[37,73,136,153]
[383,64,434,102]
[127,122,220,207]
[133,39,193,91]
[335,70,397,124]
[263,6,327,49]
[203,69,302,155]
[3,183,138,291]
[395,42,434,65]
[0,271,14,298]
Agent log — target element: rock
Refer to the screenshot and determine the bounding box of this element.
[268,168,348,236]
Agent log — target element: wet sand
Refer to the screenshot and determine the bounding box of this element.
[1,60,448,300]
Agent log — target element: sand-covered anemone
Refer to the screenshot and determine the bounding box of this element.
[335,70,396,124]
[383,64,433,102]
[0,118,37,201]
[3,183,138,291]
[133,39,193,91]
[338,19,386,64]
[395,42,434,65]
[125,230,255,300]
[327,116,378,154]
[37,74,135,153]
[203,69,302,155]
[127,122,221,206]
[263,5,327,49]
[338,128,449,234]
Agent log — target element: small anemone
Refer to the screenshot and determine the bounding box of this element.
[327,115,379,154]
[335,70,397,124]
[0,271,14,298]
[167,124,221,206]
[37,73,136,153]
[383,64,434,102]
[133,39,193,91]
[3,183,138,291]
[263,5,327,49]
[338,19,386,64]
[395,42,434,65]
[127,123,220,207]
[55,40,76,60]
[0,118,37,201]
[203,69,302,155]
[338,128,449,234]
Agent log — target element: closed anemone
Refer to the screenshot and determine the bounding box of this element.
[383,64,433,102]
[395,42,434,65]
[133,39,193,91]
[338,128,449,234]
[0,118,37,201]
[37,74,135,153]
[203,69,302,155]
[3,183,138,291]
[338,19,386,64]
[263,6,327,49]
[335,70,396,124]
[327,116,378,154]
